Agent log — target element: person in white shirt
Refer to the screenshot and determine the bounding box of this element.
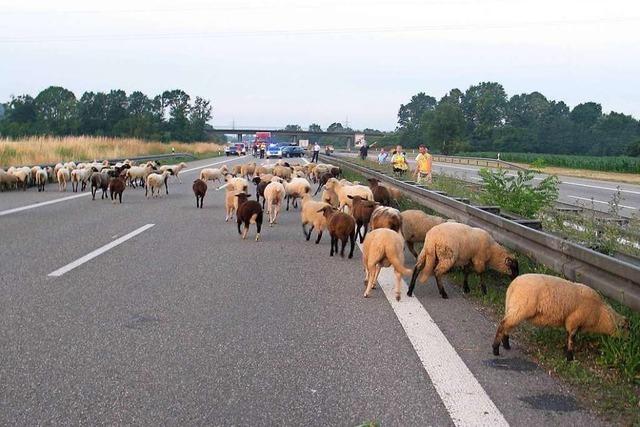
[311,142,321,163]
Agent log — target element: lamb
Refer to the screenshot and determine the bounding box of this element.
[53,163,63,182]
[224,188,238,221]
[199,166,227,184]
[347,195,380,243]
[369,206,403,233]
[35,168,48,192]
[408,222,519,299]
[300,193,331,244]
[264,180,286,225]
[492,274,629,361]
[284,177,311,211]
[90,171,110,200]
[57,167,71,192]
[317,205,356,258]
[145,171,171,198]
[367,178,392,206]
[400,210,446,258]
[253,165,273,177]
[160,162,187,183]
[362,228,413,301]
[108,177,126,203]
[235,192,264,241]
[324,177,374,213]
[192,178,207,208]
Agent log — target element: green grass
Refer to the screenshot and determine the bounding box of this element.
[460,151,640,174]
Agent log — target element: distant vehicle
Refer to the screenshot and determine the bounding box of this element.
[281,145,305,158]
[225,143,246,156]
[266,143,285,159]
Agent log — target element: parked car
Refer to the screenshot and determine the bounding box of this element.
[266,143,284,159]
[225,145,239,156]
[281,145,305,158]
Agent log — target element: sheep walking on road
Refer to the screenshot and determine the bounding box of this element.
[318,205,356,258]
[192,179,207,208]
[362,228,413,301]
[109,177,126,204]
[235,192,263,241]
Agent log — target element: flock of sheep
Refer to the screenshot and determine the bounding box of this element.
[1,155,630,362]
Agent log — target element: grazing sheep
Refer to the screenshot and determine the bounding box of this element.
[408,222,519,299]
[108,177,126,204]
[367,178,392,206]
[284,177,311,211]
[11,168,30,191]
[235,192,264,241]
[492,274,629,361]
[347,195,380,243]
[400,210,446,258]
[57,167,71,192]
[35,168,48,192]
[199,166,227,184]
[318,205,356,258]
[192,179,207,208]
[145,171,171,198]
[324,177,374,213]
[264,180,286,225]
[362,228,413,301]
[369,206,403,233]
[300,193,331,244]
[0,170,20,191]
[160,162,187,183]
[90,171,110,200]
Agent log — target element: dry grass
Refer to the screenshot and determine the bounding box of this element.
[0,136,225,167]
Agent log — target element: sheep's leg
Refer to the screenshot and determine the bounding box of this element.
[315,230,323,244]
[348,231,355,259]
[255,216,262,241]
[361,223,369,243]
[493,318,510,356]
[286,195,290,211]
[462,265,472,293]
[407,242,419,259]
[330,235,335,257]
[393,269,403,301]
[363,263,380,298]
[237,219,243,235]
[119,192,122,204]
[303,224,314,241]
[355,221,362,243]
[340,236,347,258]
[407,260,424,297]
[479,274,487,295]
[565,329,578,361]
[434,275,449,299]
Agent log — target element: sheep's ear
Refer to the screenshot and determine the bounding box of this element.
[347,195,354,199]
[317,207,327,213]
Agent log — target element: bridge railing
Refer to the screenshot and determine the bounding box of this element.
[321,154,640,312]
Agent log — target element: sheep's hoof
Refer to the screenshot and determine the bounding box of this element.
[492,345,500,356]
[395,294,400,302]
[363,292,369,298]
[440,292,449,299]
[255,234,260,241]
[502,336,511,350]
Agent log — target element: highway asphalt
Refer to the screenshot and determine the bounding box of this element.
[335,152,640,218]
[0,155,606,425]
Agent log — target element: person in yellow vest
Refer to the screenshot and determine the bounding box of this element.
[391,145,409,176]
[414,144,433,184]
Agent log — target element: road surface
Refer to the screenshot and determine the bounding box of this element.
[0,155,605,425]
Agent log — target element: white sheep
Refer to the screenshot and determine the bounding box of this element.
[400,210,447,258]
[160,162,187,183]
[284,177,311,211]
[199,165,228,184]
[264,180,286,225]
[300,193,331,243]
[35,168,48,192]
[362,228,413,301]
[324,177,374,213]
[126,164,154,188]
[56,167,71,192]
[145,171,171,198]
[493,274,629,361]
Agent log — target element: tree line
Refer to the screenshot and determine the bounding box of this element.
[0,86,215,142]
[395,82,640,156]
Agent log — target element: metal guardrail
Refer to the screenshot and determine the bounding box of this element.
[432,155,528,171]
[321,154,640,312]
[2,153,196,170]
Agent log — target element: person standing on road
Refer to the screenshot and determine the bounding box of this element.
[391,145,409,176]
[359,142,369,160]
[414,145,433,185]
[378,148,388,164]
[312,142,320,163]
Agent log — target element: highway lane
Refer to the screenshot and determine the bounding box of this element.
[335,152,640,217]
[0,155,605,425]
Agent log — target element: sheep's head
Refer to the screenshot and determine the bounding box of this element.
[505,256,519,279]
[325,177,339,190]
[367,178,380,187]
[317,205,337,218]
[235,192,251,204]
[252,176,261,185]
[607,308,630,338]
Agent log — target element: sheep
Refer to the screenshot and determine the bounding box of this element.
[53,163,64,182]
[369,206,403,233]
[492,274,629,361]
[313,171,334,196]
[273,165,292,181]
[235,192,263,241]
[400,210,447,258]
[252,176,271,208]
[145,171,171,198]
[160,162,187,183]
[324,177,374,213]
[108,177,126,204]
[264,180,286,225]
[199,166,227,184]
[367,178,393,206]
[70,168,91,192]
[126,164,154,188]
[300,193,331,244]
[192,179,207,208]
[240,162,257,179]
[347,195,380,243]
[253,165,273,177]
[90,171,110,200]
[35,168,48,192]
[284,177,311,211]
[362,228,413,301]
[224,188,237,221]
[11,168,30,191]
[0,170,20,191]
[408,222,519,299]
[57,167,71,192]
[231,164,243,176]
[317,205,356,258]
[321,188,339,208]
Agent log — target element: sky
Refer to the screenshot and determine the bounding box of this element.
[1,0,639,131]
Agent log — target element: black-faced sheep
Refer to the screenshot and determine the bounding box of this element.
[318,206,356,258]
[362,228,413,301]
[493,274,629,361]
[408,222,519,299]
[235,192,264,241]
[192,178,207,208]
[367,178,392,206]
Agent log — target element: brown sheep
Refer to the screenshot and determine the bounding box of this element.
[400,210,446,258]
[362,228,413,301]
[90,171,109,200]
[108,177,126,204]
[408,222,519,299]
[369,206,403,233]
[347,195,380,243]
[493,274,629,361]
[367,178,392,206]
[318,206,356,258]
[235,192,264,241]
[192,179,207,208]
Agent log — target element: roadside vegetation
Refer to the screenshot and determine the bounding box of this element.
[338,158,640,424]
[0,136,224,167]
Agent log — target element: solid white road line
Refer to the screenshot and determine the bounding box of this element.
[0,192,91,217]
[182,156,244,174]
[568,195,637,210]
[48,224,155,277]
[561,181,640,195]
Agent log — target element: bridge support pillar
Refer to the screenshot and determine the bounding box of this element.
[292,134,299,145]
[346,136,352,151]
[237,133,243,143]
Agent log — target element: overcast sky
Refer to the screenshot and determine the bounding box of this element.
[1,0,639,130]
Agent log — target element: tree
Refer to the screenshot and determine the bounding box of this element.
[0,95,37,137]
[162,89,191,140]
[78,91,108,135]
[327,122,344,132]
[189,96,212,141]
[34,86,79,135]
[284,124,302,131]
[421,103,466,154]
[570,102,602,127]
[627,139,640,157]
[308,123,323,132]
[397,92,436,129]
